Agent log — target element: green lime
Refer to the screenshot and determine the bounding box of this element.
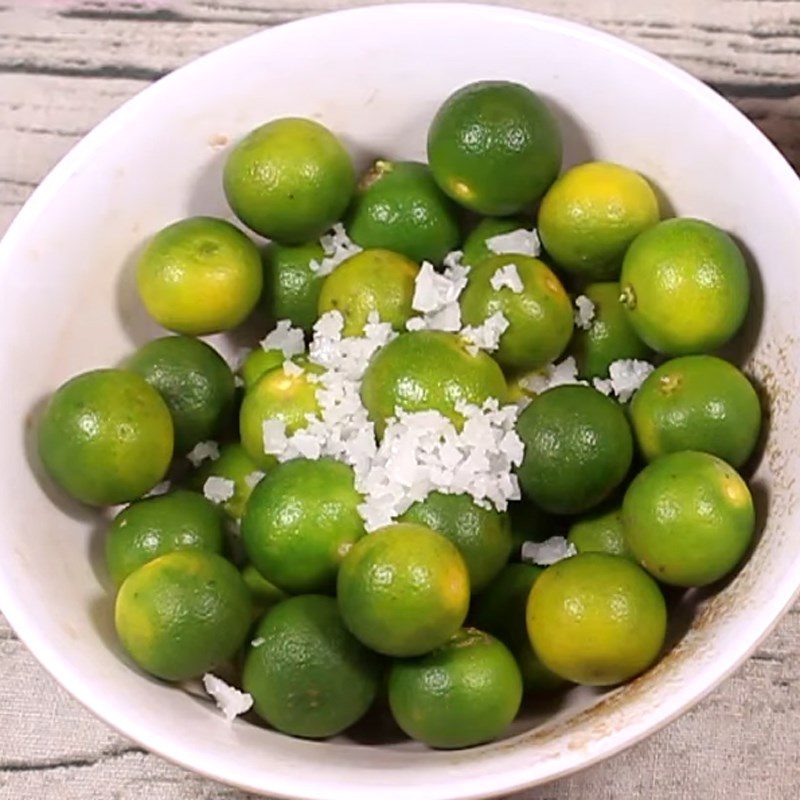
[106,489,226,587]
[570,282,653,380]
[527,553,666,685]
[516,385,633,514]
[538,162,660,280]
[620,218,750,355]
[239,361,323,468]
[461,217,530,267]
[622,451,755,587]
[630,355,761,468]
[136,216,262,335]
[223,118,355,243]
[399,491,511,592]
[243,595,380,738]
[125,335,234,454]
[346,160,460,264]
[471,564,565,691]
[459,254,574,372]
[317,248,419,336]
[567,504,633,559]
[427,81,562,215]
[388,627,522,748]
[261,241,326,333]
[509,500,561,557]
[239,347,285,391]
[242,458,365,594]
[241,563,287,618]
[38,369,173,507]
[115,550,251,681]
[189,441,264,519]
[337,523,470,657]
[360,330,507,436]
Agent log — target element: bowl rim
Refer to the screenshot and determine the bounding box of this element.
[2,4,800,798]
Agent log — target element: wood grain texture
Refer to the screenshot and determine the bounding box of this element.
[1,1,799,798]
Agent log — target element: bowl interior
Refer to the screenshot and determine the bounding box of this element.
[1,5,800,800]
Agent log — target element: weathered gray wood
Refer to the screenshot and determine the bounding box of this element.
[1,1,799,797]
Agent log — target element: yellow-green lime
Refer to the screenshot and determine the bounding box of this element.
[630,355,761,468]
[567,503,633,559]
[622,451,755,587]
[223,118,355,243]
[38,369,173,506]
[527,553,666,685]
[538,161,660,280]
[239,347,285,391]
[115,550,251,681]
[337,523,470,657]
[620,218,750,355]
[460,254,574,372]
[242,595,380,738]
[136,216,262,335]
[388,628,522,748]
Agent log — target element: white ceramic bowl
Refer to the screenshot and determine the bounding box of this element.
[1,4,799,798]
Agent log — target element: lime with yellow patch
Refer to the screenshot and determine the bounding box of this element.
[620,218,750,355]
[189,441,264,519]
[38,368,173,507]
[115,550,251,681]
[538,161,660,280]
[527,553,667,686]
[337,523,470,657]
[459,254,574,372]
[136,216,262,335]
[223,117,355,243]
[239,347,285,391]
[622,451,755,587]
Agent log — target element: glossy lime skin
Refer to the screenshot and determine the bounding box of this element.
[461,217,530,267]
[630,355,761,468]
[347,160,460,264]
[622,451,755,587]
[115,550,251,682]
[223,118,355,243]
[620,218,750,355]
[360,330,507,436]
[38,368,173,506]
[106,489,227,586]
[460,254,574,372]
[317,248,419,336]
[125,335,234,454]
[516,385,633,515]
[388,628,523,749]
[567,504,634,559]
[242,458,365,594]
[243,595,380,739]
[471,564,565,691]
[570,282,652,380]
[527,553,667,686]
[427,81,562,215]
[239,348,284,391]
[261,241,326,333]
[136,216,262,335]
[337,523,470,657]
[400,491,512,592]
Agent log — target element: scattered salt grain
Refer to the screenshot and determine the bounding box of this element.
[260,319,305,359]
[186,440,220,467]
[521,536,577,566]
[490,263,524,293]
[251,637,265,648]
[234,375,245,388]
[574,294,596,330]
[203,476,235,504]
[518,356,587,396]
[408,261,469,332]
[244,471,265,489]
[460,311,510,355]
[202,674,253,722]
[282,359,304,377]
[309,222,362,277]
[443,249,465,269]
[143,480,171,498]
[593,359,655,403]
[486,228,541,257]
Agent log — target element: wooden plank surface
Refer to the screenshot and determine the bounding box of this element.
[1,1,799,798]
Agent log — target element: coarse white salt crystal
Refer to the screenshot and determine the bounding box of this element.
[282,359,304,377]
[203,476,235,504]
[309,222,362,277]
[260,319,305,359]
[202,674,253,722]
[461,311,510,355]
[490,263,524,293]
[443,249,464,269]
[486,228,541,257]
[263,419,289,456]
[186,440,220,467]
[405,316,426,331]
[574,294,596,330]
[251,637,265,648]
[408,261,469,332]
[594,358,655,403]
[234,375,245,388]
[521,536,577,566]
[412,262,461,313]
[245,471,265,489]
[144,480,171,498]
[519,356,587,395]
